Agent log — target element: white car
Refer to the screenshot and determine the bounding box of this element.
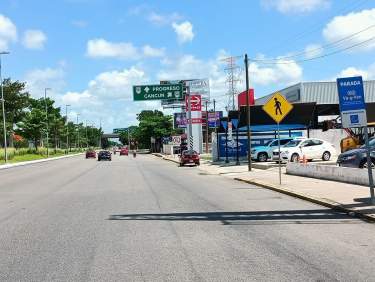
[272,138,336,162]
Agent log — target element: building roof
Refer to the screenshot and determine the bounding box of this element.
[255,80,375,105]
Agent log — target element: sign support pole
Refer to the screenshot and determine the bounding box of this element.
[214,99,219,161]
[225,120,229,164]
[187,87,193,151]
[205,101,209,154]
[244,54,252,171]
[364,126,375,204]
[277,122,281,185]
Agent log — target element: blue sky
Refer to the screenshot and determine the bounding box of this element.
[0,0,375,131]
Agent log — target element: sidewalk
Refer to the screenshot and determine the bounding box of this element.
[155,153,375,222]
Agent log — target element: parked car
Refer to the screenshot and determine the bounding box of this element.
[337,138,375,168]
[120,147,129,156]
[85,149,96,159]
[179,150,200,166]
[273,138,336,162]
[251,138,294,162]
[98,150,112,161]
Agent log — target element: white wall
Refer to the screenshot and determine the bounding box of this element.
[303,129,347,152]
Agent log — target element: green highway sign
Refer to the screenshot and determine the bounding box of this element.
[133,84,183,101]
[113,128,127,134]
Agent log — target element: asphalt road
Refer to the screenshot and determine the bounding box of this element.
[0,154,374,282]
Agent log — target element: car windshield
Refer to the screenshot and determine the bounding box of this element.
[183,150,197,155]
[361,138,375,148]
[284,140,302,147]
[264,140,273,146]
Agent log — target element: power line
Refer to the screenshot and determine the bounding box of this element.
[252,24,375,62]
[251,35,375,65]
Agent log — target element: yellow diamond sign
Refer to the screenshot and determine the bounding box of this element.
[262,92,293,124]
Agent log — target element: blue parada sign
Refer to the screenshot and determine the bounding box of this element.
[336,76,367,128]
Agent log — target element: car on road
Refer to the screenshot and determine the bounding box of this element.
[85,149,96,159]
[337,138,375,168]
[120,147,129,156]
[179,150,200,166]
[98,150,112,161]
[273,138,336,162]
[251,138,294,162]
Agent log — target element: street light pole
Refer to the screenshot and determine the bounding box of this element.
[65,104,70,153]
[0,51,10,163]
[85,120,88,148]
[76,113,80,150]
[44,88,51,158]
[99,118,102,148]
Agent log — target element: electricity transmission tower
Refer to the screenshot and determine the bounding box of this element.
[222,56,242,111]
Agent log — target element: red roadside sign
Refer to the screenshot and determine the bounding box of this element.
[185,95,201,111]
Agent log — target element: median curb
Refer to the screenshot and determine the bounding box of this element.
[234,177,375,223]
[0,153,85,170]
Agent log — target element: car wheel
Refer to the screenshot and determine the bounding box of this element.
[257,152,268,162]
[322,151,331,161]
[360,159,375,169]
[291,153,299,163]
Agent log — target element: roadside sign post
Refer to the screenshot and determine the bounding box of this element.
[221,121,229,163]
[231,119,239,165]
[262,92,294,185]
[337,76,374,205]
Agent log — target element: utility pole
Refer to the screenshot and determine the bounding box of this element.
[213,99,219,161]
[44,88,51,158]
[205,100,209,154]
[99,118,102,148]
[65,104,70,153]
[76,113,80,150]
[245,54,252,171]
[85,120,88,148]
[0,51,9,163]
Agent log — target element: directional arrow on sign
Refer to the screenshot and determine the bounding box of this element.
[191,96,201,105]
[144,87,150,93]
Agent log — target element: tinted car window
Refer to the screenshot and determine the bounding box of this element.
[312,139,323,145]
[284,140,302,147]
[280,139,292,145]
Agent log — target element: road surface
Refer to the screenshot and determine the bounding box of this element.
[0,154,374,281]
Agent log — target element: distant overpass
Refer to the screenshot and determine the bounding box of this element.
[102,133,120,139]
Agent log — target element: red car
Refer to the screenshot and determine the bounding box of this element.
[179,150,200,166]
[86,150,96,159]
[120,148,129,156]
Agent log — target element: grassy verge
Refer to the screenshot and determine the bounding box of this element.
[0,151,82,165]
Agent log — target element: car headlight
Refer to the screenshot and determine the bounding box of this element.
[284,150,289,154]
[344,155,357,161]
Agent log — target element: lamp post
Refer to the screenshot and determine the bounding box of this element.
[76,113,80,150]
[44,88,51,157]
[65,104,70,153]
[0,51,10,163]
[85,120,88,149]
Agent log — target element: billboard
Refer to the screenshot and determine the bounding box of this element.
[207,111,222,128]
[186,79,210,101]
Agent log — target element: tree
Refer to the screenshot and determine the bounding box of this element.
[0,78,30,146]
[16,98,46,149]
[133,110,174,149]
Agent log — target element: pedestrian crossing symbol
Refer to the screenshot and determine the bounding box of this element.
[262,92,293,124]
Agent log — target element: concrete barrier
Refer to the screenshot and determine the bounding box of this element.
[286,162,371,186]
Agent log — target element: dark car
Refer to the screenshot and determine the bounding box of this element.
[86,150,96,159]
[98,150,112,161]
[337,138,375,168]
[179,150,200,166]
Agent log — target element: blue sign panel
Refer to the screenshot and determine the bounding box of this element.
[337,76,365,112]
[231,119,239,129]
[336,76,367,128]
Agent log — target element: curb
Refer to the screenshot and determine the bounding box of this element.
[234,177,375,223]
[0,153,85,170]
[152,153,180,164]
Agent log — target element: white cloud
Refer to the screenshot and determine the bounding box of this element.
[22,29,47,50]
[249,57,303,85]
[336,66,375,80]
[148,12,182,26]
[86,38,165,59]
[304,44,323,59]
[71,20,88,28]
[262,0,330,13]
[24,67,65,98]
[0,14,17,50]
[172,21,194,44]
[86,39,139,59]
[142,45,165,57]
[323,8,375,52]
